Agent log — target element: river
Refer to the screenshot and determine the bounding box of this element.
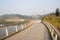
[0,25,23,38]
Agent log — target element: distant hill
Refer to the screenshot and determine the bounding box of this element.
[0,14,31,19]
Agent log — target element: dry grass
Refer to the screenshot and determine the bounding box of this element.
[43,15,60,31]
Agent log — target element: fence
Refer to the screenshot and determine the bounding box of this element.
[42,21,60,40]
[0,21,33,40]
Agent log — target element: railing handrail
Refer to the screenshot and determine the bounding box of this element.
[0,22,28,28]
[0,21,33,40]
[42,21,60,38]
[50,23,60,37]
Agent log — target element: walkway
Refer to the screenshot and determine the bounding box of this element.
[5,22,51,40]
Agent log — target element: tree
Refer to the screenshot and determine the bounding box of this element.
[55,8,60,16]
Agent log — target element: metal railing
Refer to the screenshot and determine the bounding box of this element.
[42,21,60,40]
[0,21,33,40]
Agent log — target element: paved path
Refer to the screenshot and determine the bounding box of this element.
[5,22,51,40]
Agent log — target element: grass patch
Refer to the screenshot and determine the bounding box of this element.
[42,15,60,32]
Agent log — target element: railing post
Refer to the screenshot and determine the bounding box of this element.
[21,24,23,29]
[55,34,58,40]
[25,23,27,27]
[50,27,52,32]
[15,25,18,32]
[52,29,54,37]
[5,27,8,36]
[27,23,29,26]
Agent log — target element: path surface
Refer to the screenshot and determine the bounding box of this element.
[5,22,51,40]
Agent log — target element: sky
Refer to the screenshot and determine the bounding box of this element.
[0,0,60,15]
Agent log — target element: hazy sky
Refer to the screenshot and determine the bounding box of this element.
[0,0,60,15]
